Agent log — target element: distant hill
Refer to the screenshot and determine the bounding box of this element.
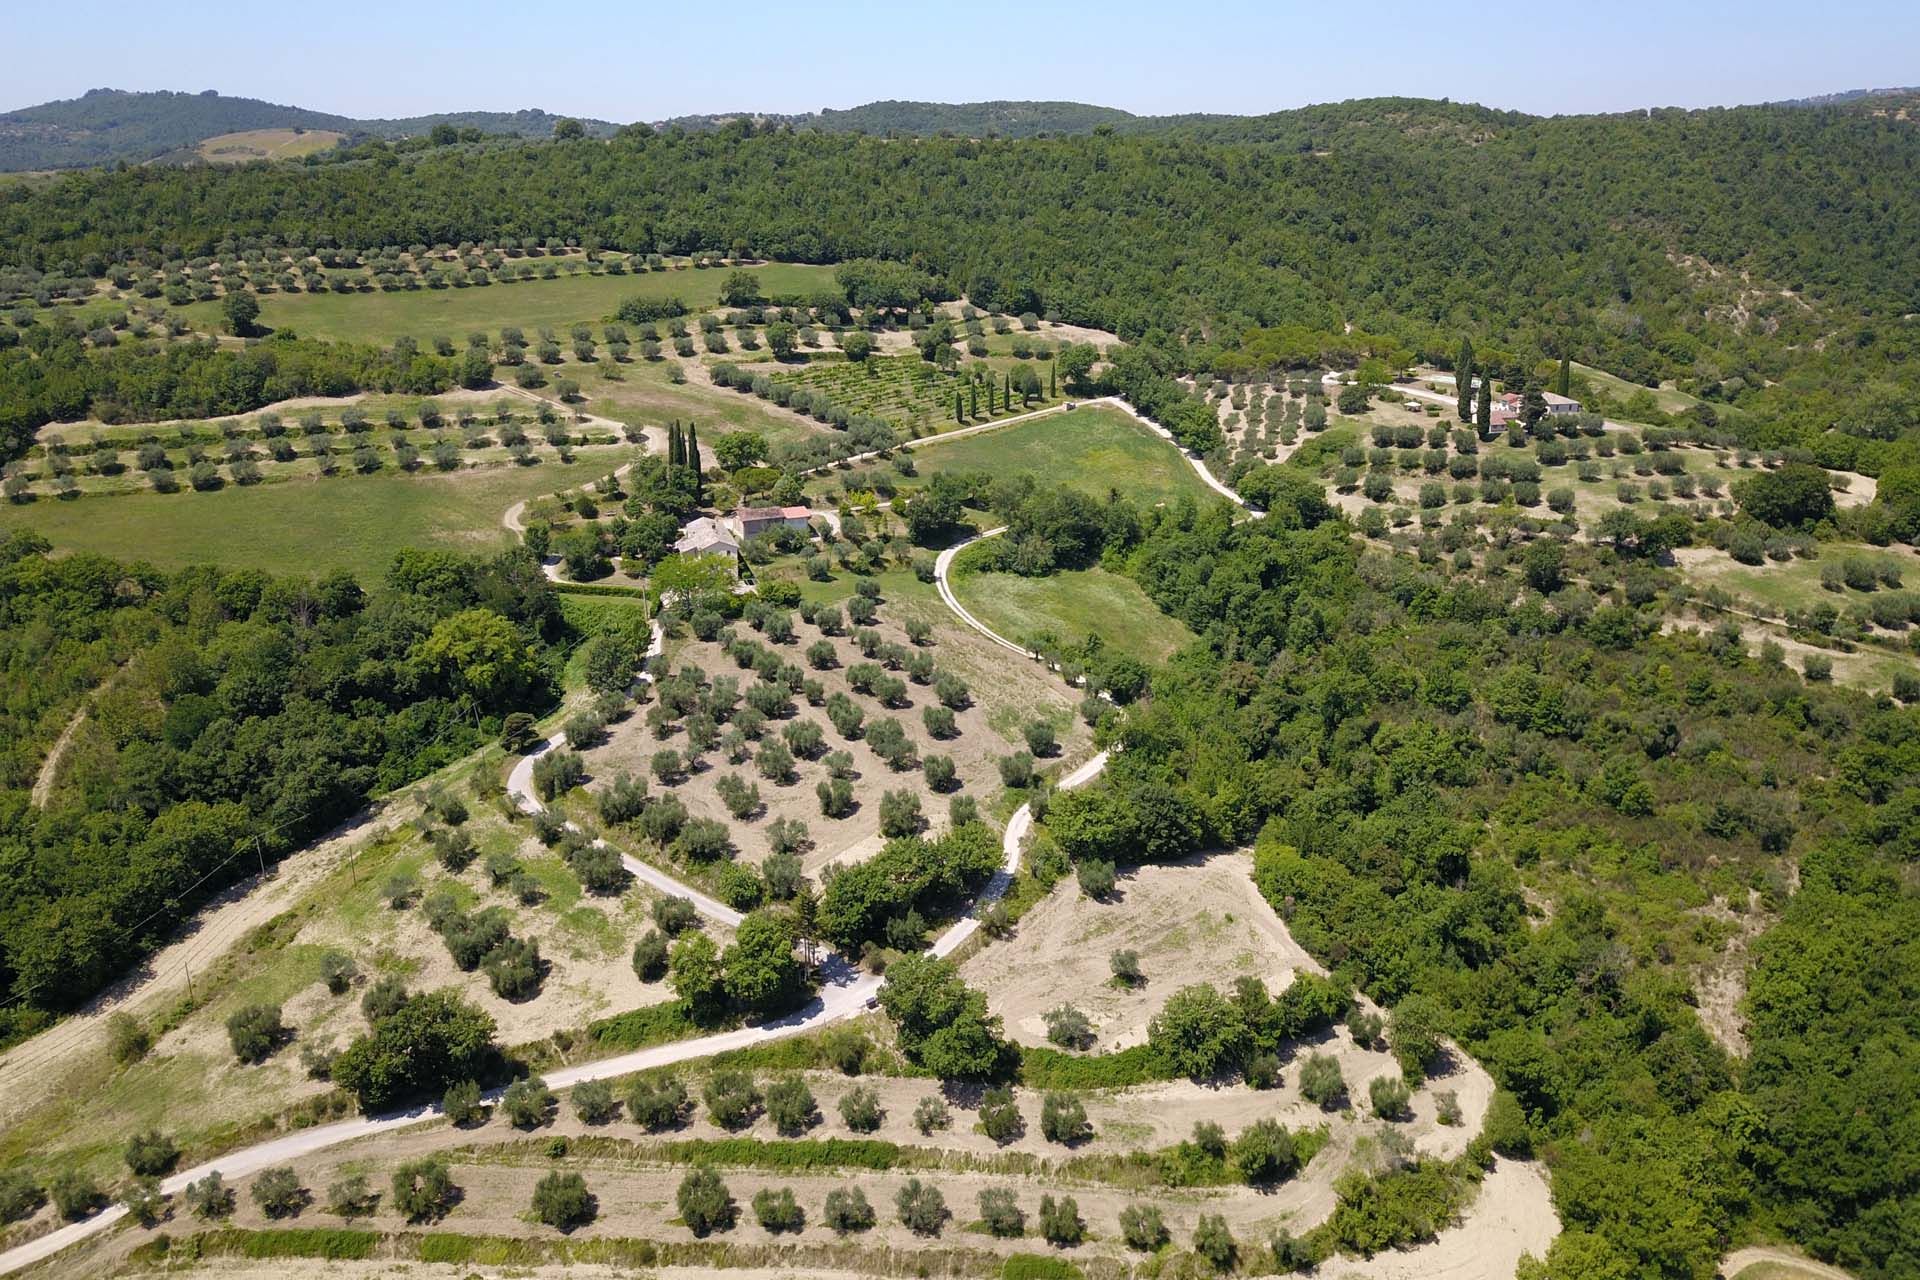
[0,89,619,171]
[1769,85,1920,107]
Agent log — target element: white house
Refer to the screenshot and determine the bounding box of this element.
[673,516,739,562]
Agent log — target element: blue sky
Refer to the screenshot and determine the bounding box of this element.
[4,0,1915,120]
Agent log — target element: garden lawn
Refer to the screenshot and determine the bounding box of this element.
[0,463,584,579]
[178,262,839,345]
[949,564,1196,664]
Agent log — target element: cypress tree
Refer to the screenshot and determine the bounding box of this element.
[1003,372,1011,407]
[1556,354,1572,398]
[955,391,963,423]
[668,421,682,468]
[970,382,978,418]
[1456,337,1475,422]
[686,422,703,504]
[1049,363,1057,397]
[1475,375,1492,434]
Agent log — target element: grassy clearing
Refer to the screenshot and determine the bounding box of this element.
[1573,362,1703,415]
[0,462,588,578]
[950,565,1195,664]
[195,128,346,163]
[812,405,1223,511]
[179,262,838,345]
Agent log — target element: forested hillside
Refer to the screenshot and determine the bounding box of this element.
[0,534,571,1043]
[996,482,1919,1280]
[0,88,620,170]
[2,99,1913,450]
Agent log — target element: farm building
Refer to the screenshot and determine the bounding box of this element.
[734,505,815,538]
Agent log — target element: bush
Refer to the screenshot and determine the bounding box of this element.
[1803,653,1833,682]
[1040,1092,1092,1145]
[979,1186,1026,1237]
[839,1084,884,1132]
[654,896,700,935]
[572,1079,619,1124]
[627,1075,690,1130]
[124,1128,178,1176]
[1119,1203,1169,1250]
[184,1171,235,1220]
[704,1069,762,1129]
[633,930,669,981]
[1038,1193,1084,1246]
[677,1166,735,1236]
[753,1185,805,1233]
[978,1087,1024,1144]
[106,1011,151,1064]
[914,1095,952,1134]
[1369,1074,1413,1121]
[1044,1005,1095,1050]
[765,1074,819,1136]
[895,1177,947,1235]
[1232,1118,1300,1183]
[0,1171,44,1225]
[226,1002,286,1063]
[1023,720,1058,756]
[502,1076,555,1128]
[250,1166,306,1219]
[532,1171,595,1229]
[1193,1213,1237,1270]
[1110,949,1143,986]
[320,950,358,996]
[325,1173,378,1219]
[1076,859,1116,899]
[1300,1052,1347,1109]
[49,1170,101,1221]
[824,1185,876,1233]
[879,789,923,837]
[443,1078,485,1126]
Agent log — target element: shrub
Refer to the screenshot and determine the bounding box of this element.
[1040,1092,1092,1145]
[325,1173,378,1219]
[627,1075,690,1131]
[895,1177,947,1235]
[1369,1074,1413,1121]
[250,1166,306,1218]
[824,1185,876,1233]
[753,1185,805,1233]
[49,1170,101,1221]
[704,1069,762,1129]
[879,789,923,837]
[1044,1005,1095,1050]
[443,1079,485,1126]
[532,1171,595,1229]
[839,1084,884,1132]
[572,1079,619,1124]
[980,1186,1026,1237]
[1110,949,1143,986]
[766,1074,819,1136]
[185,1171,236,1220]
[1076,859,1116,899]
[633,930,669,981]
[978,1087,1024,1144]
[106,1011,151,1064]
[502,1076,555,1128]
[320,950,358,995]
[1193,1213,1236,1270]
[0,1171,44,1225]
[1300,1052,1347,1109]
[999,752,1036,788]
[1232,1118,1300,1183]
[1120,1203,1169,1250]
[677,1166,735,1236]
[226,1002,286,1063]
[1038,1193,1084,1246]
[654,896,700,935]
[914,1095,952,1134]
[124,1129,178,1176]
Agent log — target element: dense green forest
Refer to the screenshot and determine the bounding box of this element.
[959,479,1916,1280]
[0,534,572,1044]
[2,97,1914,450]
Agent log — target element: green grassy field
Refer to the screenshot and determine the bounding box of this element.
[951,564,1196,664]
[178,262,839,345]
[1574,362,1703,415]
[0,463,586,579]
[813,404,1225,510]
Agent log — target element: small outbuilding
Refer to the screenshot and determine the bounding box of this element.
[734,505,815,539]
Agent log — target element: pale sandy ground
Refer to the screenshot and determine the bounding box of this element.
[963,850,1316,1050]
[1661,615,1912,693]
[1685,890,1771,1057]
[1721,1246,1858,1280]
